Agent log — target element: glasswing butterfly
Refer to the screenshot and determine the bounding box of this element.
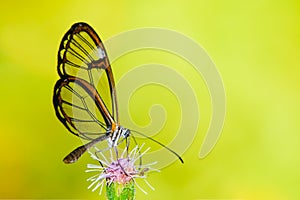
[53,22,183,164]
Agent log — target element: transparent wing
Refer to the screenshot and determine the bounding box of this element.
[56,22,118,124]
[53,76,115,140]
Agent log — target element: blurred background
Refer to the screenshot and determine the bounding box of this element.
[0,0,299,199]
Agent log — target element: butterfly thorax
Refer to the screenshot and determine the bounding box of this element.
[108,126,130,147]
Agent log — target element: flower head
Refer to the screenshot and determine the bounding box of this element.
[86,144,159,197]
[105,157,137,185]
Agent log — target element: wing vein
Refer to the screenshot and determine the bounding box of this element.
[67,47,89,65]
[77,33,96,51]
[64,84,107,129]
[71,38,95,62]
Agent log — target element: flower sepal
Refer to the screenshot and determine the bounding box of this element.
[106,181,135,200]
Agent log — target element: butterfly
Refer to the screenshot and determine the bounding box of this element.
[53,22,183,164]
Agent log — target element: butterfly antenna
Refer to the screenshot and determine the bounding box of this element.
[131,130,184,164]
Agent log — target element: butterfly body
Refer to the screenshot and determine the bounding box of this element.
[109,126,130,147]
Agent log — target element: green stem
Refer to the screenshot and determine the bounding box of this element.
[106,181,135,200]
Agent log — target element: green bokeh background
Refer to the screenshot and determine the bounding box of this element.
[1,1,299,199]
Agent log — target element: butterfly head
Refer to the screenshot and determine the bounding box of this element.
[120,127,130,138]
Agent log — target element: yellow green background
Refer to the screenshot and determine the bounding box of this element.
[1,0,299,199]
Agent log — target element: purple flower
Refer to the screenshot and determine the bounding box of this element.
[86,144,159,196]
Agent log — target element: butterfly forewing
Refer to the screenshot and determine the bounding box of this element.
[54,22,118,140]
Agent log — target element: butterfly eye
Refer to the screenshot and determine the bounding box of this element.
[120,128,130,138]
